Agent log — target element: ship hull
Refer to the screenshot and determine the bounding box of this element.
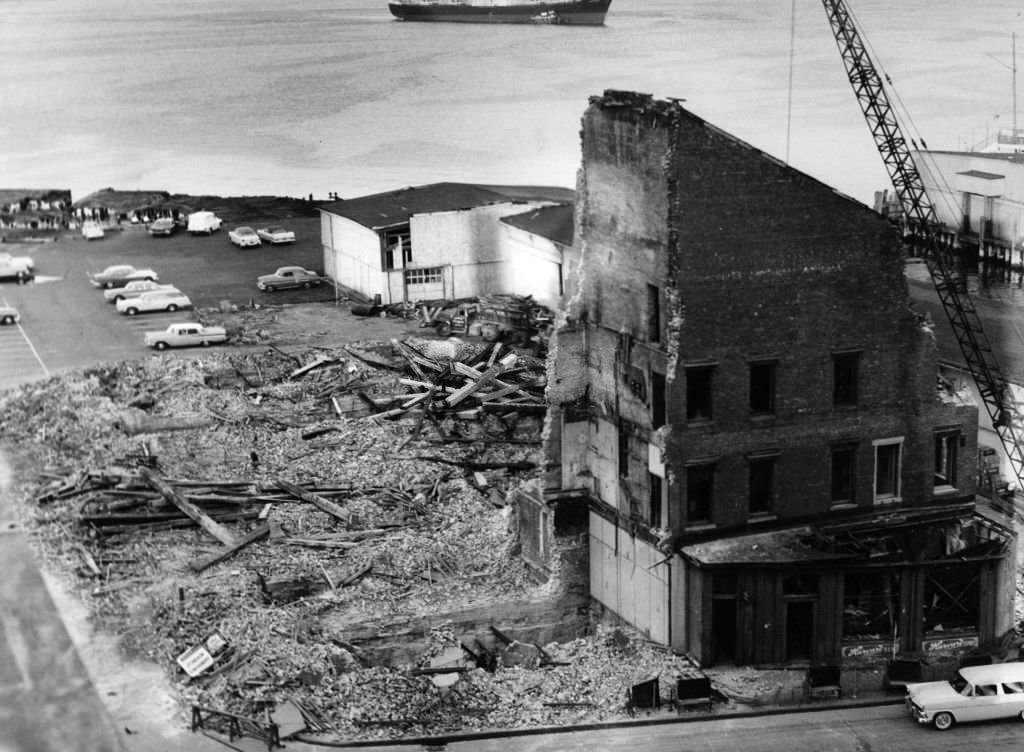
[388,0,610,25]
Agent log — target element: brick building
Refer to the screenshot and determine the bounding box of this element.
[546,91,1018,668]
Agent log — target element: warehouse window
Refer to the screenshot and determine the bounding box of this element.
[381,227,411,270]
[647,284,661,343]
[749,361,776,414]
[748,455,776,515]
[686,366,714,421]
[873,437,903,503]
[618,428,630,480]
[830,443,857,506]
[651,370,666,429]
[404,267,443,286]
[833,351,860,407]
[843,572,900,639]
[934,430,959,491]
[686,462,715,524]
[648,473,663,528]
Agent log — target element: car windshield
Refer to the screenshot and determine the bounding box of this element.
[268,227,285,233]
[950,673,972,696]
[239,227,255,234]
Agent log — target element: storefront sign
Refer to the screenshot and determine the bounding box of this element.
[841,641,889,658]
[923,635,979,653]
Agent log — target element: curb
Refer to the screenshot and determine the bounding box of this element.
[291,695,904,748]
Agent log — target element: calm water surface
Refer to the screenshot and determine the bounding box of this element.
[0,0,1021,203]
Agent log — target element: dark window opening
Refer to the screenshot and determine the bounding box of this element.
[648,473,662,528]
[381,227,411,271]
[651,370,666,429]
[830,445,857,504]
[833,352,860,406]
[686,463,714,523]
[875,441,901,500]
[923,563,980,635]
[647,284,661,343]
[686,366,713,421]
[843,572,900,639]
[748,457,775,515]
[934,432,959,488]
[749,361,776,414]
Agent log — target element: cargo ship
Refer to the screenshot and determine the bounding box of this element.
[388,0,611,25]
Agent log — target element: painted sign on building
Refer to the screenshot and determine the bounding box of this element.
[841,641,890,659]
[923,635,979,653]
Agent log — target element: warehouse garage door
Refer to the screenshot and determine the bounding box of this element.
[404,266,446,302]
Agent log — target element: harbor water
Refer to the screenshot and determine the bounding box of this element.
[0,0,1021,205]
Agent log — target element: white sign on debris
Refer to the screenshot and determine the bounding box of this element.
[176,629,230,677]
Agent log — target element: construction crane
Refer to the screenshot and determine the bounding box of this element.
[820,0,1024,491]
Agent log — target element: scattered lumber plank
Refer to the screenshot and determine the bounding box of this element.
[139,467,236,546]
[189,524,271,572]
[275,478,351,525]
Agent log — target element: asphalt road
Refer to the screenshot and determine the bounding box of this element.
[0,217,329,391]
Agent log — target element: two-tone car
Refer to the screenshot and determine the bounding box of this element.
[148,218,177,236]
[905,663,1024,730]
[229,226,261,247]
[256,226,296,245]
[257,266,322,292]
[0,304,19,325]
[103,279,180,303]
[116,289,191,315]
[89,264,159,289]
[144,322,228,350]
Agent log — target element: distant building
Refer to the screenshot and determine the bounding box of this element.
[72,188,190,227]
[319,183,573,307]
[544,90,1017,668]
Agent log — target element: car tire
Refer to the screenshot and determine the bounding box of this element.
[104,281,115,289]
[435,321,452,337]
[154,341,168,351]
[301,281,311,289]
[144,277,154,282]
[113,294,124,302]
[126,307,138,316]
[265,285,276,292]
[201,340,210,347]
[932,712,954,731]
[1,315,14,325]
[167,304,178,312]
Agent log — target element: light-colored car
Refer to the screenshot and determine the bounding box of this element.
[256,226,296,245]
[103,280,180,303]
[144,322,228,350]
[81,220,105,240]
[187,211,223,235]
[0,252,34,282]
[116,289,191,316]
[905,663,1024,730]
[89,264,159,289]
[257,266,323,292]
[229,226,261,247]
[148,218,177,236]
[0,304,19,325]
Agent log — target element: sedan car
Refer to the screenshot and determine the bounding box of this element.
[144,323,228,350]
[103,280,179,303]
[256,266,323,292]
[148,218,177,236]
[89,265,159,289]
[256,226,296,245]
[229,226,261,247]
[0,304,19,325]
[116,289,191,315]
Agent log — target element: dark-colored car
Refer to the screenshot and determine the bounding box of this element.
[148,218,177,236]
[256,266,322,292]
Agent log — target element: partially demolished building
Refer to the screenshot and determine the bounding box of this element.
[546,90,1018,667]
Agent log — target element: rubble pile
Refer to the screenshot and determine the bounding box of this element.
[0,339,710,741]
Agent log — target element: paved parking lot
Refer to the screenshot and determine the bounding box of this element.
[0,216,333,390]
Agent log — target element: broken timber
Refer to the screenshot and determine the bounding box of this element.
[275,478,350,524]
[189,523,271,573]
[139,467,236,546]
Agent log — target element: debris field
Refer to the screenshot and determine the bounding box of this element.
[1,337,704,743]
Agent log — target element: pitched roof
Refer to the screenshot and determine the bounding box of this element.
[501,203,575,246]
[320,182,572,230]
[0,189,72,205]
[73,189,173,210]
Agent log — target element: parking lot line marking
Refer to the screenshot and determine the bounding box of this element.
[13,323,49,379]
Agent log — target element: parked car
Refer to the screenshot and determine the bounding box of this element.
[905,663,1024,730]
[0,252,35,282]
[81,220,105,241]
[256,226,296,245]
[187,211,223,235]
[257,266,323,292]
[0,304,19,325]
[116,289,191,315]
[228,226,261,247]
[148,218,177,236]
[103,280,180,303]
[89,265,159,289]
[144,322,228,350]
